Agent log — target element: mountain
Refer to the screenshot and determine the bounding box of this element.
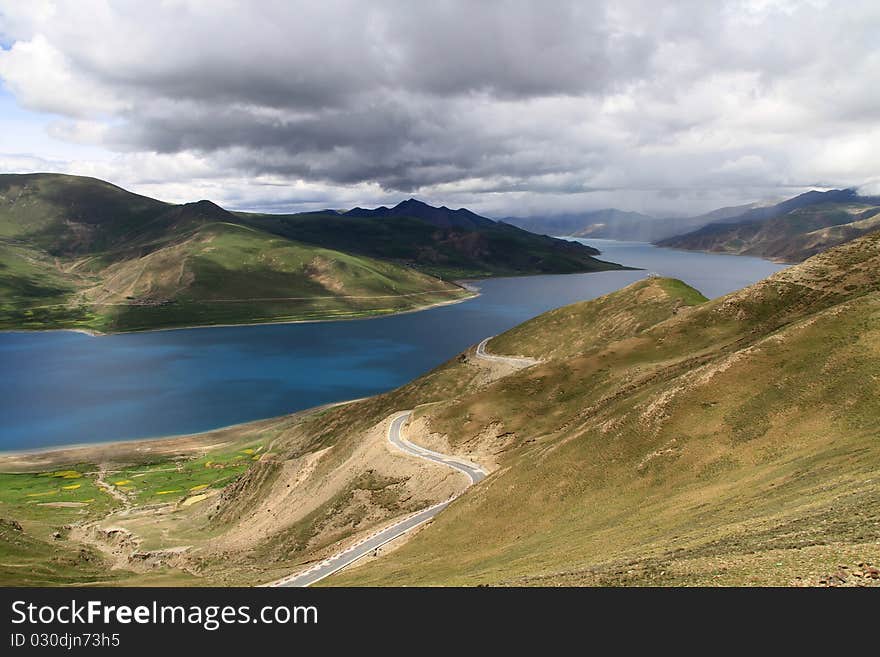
[505,209,650,238]
[503,206,756,242]
[688,200,766,224]
[0,174,626,333]
[346,198,496,230]
[235,201,624,279]
[657,189,880,262]
[0,174,471,332]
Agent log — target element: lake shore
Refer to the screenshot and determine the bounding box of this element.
[0,396,364,470]
[0,287,479,337]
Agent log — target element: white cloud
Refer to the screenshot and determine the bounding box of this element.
[0,34,123,117]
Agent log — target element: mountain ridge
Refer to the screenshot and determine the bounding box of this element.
[0,174,471,331]
[502,204,763,242]
[346,198,497,230]
[0,173,623,332]
[235,199,619,278]
[657,188,880,261]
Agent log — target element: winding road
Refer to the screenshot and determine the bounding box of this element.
[475,336,539,367]
[270,336,534,587]
[272,410,486,587]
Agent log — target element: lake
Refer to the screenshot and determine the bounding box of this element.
[0,240,786,451]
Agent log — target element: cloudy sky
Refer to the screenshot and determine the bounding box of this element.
[0,0,878,217]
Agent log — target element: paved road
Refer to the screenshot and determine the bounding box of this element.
[475,337,539,367]
[271,336,536,587]
[387,411,487,484]
[272,410,486,587]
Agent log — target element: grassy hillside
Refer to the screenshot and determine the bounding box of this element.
[72,222,468,332]
[0,174,474,332]
[658,189,880,262]
[0,173,171,253]
[0,173,627,332]
[328,231,880,586]
[236,205,623,279]
[489,277,707,360]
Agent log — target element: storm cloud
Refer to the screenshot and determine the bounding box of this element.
[1,0,879,215]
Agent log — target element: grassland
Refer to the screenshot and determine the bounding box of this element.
[0,425,274,585]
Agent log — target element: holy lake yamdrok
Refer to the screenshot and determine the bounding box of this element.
[0,240,787,451]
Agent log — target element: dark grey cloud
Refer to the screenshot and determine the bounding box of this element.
[1,0,879,213]
[79,1,653,190]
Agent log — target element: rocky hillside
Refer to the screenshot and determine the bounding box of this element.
[657,189,880,262]
[329,229,880,586]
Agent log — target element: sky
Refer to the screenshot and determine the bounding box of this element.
[0,0,878,218]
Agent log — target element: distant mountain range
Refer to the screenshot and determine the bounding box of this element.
[503,188,880,263]
[235,197,620,278]
[657,189,880,262]
[0,174,622,333]
[346,198,496,230]
[503,203,764,242]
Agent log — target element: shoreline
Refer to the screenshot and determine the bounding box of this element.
[0,287,480,338]
[0,397,365,464]
[0,252,634,338]
[0,245,634,338]
[641,242,797,265]
[565,235,796,265]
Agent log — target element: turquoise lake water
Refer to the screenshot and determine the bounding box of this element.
[0,240,786,451]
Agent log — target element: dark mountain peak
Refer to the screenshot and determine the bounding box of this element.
[391,198,440,216]
[346,198,496,229]
[164,199,238,229]
[396,197,428,209]
[779,188,855,210]
[188,199,224,210]
[177,199,233,218]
